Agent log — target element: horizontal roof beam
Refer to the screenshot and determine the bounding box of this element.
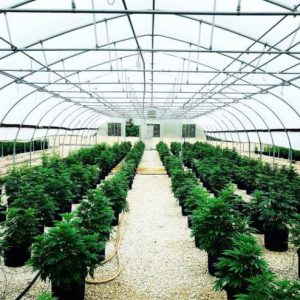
[206,128,300,133]
[0,123,99,131]
[1,8,299,16]
[3,48,300,54]
[5,68,299,75]
[30,81,284,86]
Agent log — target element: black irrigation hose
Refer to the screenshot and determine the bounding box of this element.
[14,271,41,300]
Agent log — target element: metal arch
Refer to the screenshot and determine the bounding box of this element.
[0,37,125,120]
[216,117,236,150]
[201,102,253,156]
[218,112,243,154]
[230,101,275,161]
[60,108,96,157]
[244,97,293,161]
[74,113,100,150]
[0,9,298,144]
[164,52,297,153]
[52,106,87,152]
[42,104,81,153]
[204,122,224,148]
[79,115,104,148]
[209,115,230,149]
[0,5,299,95]
[28,99,68,165]
[2,32,300,125]
[10,91,90,163]
[0,13,299,95]
[69,111,99,153]
[82,114,106,148]
[158,36,300,116]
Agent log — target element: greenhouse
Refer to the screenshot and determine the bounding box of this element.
[0,0,300,299]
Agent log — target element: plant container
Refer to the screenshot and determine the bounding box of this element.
[4,244,31,267]
[52,278,85,300]
[0,205,6,223]
[187,215,193,228]
[225,286,245,300]
[250,213,264,234]
[181,205,189,216]
[207,253,218,276]
[264,226,289,252]
[298,249,300,279]
[195,236,200,249]
[111,211,119,226]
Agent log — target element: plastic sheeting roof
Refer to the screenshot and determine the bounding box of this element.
[0,0,299,148]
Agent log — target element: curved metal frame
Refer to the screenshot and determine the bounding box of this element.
[0,1,299,163]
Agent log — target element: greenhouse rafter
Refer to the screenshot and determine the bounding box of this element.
[0,0,298,163]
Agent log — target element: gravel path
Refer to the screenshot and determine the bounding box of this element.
[86,150,226,300]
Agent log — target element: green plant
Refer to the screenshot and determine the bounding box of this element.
[29,217,101,289]
[290,213,300,248]
[37,292,57,300]
[156,141,170,163]
[173,170,198,203]
[68,163,98,200]
[1,208,39,250]
[251,189,297,231]
[125,124,139,137]
[236,273,300,300]
[77,189,113,242]
[170,142,181,157]
[214,234,269,294]
[218,184,247,213]
[101,175,128,215]
[192,197,250,256]
[98,149,117,178]
[185,186,210,215]
[41,159,74,214]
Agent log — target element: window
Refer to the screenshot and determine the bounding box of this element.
[182,124,196,138]
[108,123,121,136]
[147,124,160,137]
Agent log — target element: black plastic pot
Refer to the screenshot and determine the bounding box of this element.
[0,205,6,223]
[4,244,31,267]
[207,253,218,276]
[111,211,119,226]
[195,236,200,249]
[181,205,189,216]
[297,249,300,279]
[225,286,244,300]
[264,226,289,252]
[52,278,85,300]
[250,213,264,234]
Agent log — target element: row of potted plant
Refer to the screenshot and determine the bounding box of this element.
[0,142,132,267]
[157,142,300,299]
[1,141,145,299]
[178,142,299,253]
[255,144,300,161]
[0,139,49,157]
[29,141,145,299]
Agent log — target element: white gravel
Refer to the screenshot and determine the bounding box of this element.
[86,150,225,300]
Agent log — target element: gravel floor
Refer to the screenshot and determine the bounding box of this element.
[86,150,226,300]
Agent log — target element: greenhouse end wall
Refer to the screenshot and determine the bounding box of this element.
[96,118,206,147]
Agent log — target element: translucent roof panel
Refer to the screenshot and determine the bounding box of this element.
[0,0,299,149]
